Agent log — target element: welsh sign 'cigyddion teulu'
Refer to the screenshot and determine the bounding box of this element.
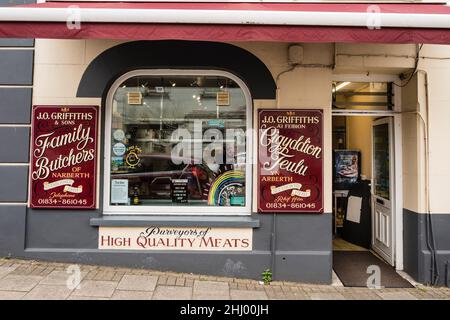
[258,109,323,213]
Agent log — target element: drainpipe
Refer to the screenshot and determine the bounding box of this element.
[415,69,439,285]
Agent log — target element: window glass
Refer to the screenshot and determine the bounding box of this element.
[109,75,248,208]
[332,82,393,110]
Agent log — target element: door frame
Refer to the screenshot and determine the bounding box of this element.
[331,74,403,270]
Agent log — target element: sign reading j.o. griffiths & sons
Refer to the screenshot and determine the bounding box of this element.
[99,227,252,251]
[258,109,323,213]
[29,106,98,209]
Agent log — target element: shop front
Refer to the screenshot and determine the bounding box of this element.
[1,2,450,286]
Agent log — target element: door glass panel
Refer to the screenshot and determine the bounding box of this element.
[373,123,390,200]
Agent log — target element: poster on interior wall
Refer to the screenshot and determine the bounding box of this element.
[258,109,323,213]
[29,105,98,209]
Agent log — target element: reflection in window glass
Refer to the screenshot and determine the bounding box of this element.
[332,82,393,111]
[109,75,248,207]
[373,123,390,200]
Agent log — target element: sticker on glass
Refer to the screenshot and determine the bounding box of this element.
[113,129,125,141]
[112,142,126,156]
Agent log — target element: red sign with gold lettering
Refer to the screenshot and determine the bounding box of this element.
[258,109,323,213]
[29,106,98,209]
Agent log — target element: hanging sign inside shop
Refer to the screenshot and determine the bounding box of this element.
[216,91,230,106]
[258,109,323,213]
[29,105,98,209]
[127,92,142,105]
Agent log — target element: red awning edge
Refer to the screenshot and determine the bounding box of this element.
[0,22,449,45]
[0,3,450,44]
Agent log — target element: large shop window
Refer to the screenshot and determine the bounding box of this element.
[104,70,252,215]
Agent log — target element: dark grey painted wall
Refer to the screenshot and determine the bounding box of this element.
[404,209,450,287]
[0,0,34,269]
[0,0,34,47]
[0,39,332,284]
[0,50,34,85]
[0,127,30,162]
[2,209,332,283]
[0,166,28,202]
[77,40,277,100]
[274,214,332,282]
[403,209,419,280]
[0,88,32,123]
[0,0,35,5]
[0,39,34,47]
[0,206,26,255]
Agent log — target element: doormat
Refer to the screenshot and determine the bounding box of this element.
[333,251,414,288]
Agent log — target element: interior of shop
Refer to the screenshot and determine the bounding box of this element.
[332,113,375,249]
[331,81,412,288]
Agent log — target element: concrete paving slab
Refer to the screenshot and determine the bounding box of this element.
[193,280,230,300]
[67,295,109,300]
[23,284,73,300]
[40,270,86,286]
[153,285,192,300]
[0,275,43,292]
[0,290,26,300]
[0,266,16,280]
[377,291,418,300]
[309,292,346,300]
[117,275,158,292]
[230,289,268,300]
[71,280,117,298]
[111,290,153,300]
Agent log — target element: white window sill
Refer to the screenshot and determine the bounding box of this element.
[90,215,260,228]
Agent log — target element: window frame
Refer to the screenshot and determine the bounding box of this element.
[103,69,253,215]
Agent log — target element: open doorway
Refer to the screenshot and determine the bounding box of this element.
[331,80,411,288]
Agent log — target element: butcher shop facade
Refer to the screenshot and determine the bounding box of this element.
[1,1,450,286]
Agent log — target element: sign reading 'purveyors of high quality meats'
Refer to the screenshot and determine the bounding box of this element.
[258,109,323,213]
[29,106,98,209]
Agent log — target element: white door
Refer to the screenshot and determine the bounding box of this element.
[372,118,395,266]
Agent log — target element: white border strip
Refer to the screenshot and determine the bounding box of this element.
[0,202,27,205]
[0,8,449,29]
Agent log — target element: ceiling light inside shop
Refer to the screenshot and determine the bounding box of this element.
[333,81,351,92]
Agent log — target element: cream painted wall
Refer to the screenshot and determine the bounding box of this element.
[32,39,450,214]
[417,45,450,214]
[234,42,334,213]
[401,73,426,214]
[335,43,450,214]
[346,116,374,180]
[33,40,335,213]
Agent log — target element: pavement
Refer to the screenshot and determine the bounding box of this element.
[0,258,449,300]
